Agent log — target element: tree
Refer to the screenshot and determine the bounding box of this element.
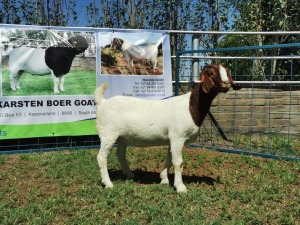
[226,0,300,80]
[0,0,78,26]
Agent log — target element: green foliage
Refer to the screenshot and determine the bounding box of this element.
[0,0,78,26]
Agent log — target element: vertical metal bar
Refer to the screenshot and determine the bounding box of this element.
[175,51,181,96]
[232,59,238,139]
[268,58,274,150]
[250,58,255,150]
[192,34,199,81]
[288,55,294,148]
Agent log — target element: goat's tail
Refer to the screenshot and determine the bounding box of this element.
[95,82,108,106]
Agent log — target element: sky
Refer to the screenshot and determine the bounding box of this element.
[74,0,100,27]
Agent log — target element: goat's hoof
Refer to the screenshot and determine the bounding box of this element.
[176,184,187,193]
[104,182,114,189]
[160,179,169,185]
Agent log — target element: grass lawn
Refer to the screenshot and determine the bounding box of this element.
[2,70,96,96]
[0,146,299,224]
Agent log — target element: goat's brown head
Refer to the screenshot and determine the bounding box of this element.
[111,38,124,51]
[200,64,241,93]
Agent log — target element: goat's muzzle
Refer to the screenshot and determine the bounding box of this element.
[220,81,231,93]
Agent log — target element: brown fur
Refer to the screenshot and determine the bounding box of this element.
[189,64,241,126]
[111,38,124,51]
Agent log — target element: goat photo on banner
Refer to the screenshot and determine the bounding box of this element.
[0,28,96,96]
[100,32,164,76]
[98,31,172,100]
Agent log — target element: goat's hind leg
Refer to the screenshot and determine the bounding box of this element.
[170,139,187,193]
[97,137,116,188]
[9,70,23,90]
[116,140,134,178]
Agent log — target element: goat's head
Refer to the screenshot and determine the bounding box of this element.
[200,64,241,94]
[68,35,89,53]
[111,38,123,50]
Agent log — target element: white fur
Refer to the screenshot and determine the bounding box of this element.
[94,63,240,193]
[8,46,63,93]
[118,39,159,69]
[95,82,200,193]
[219,65,229,83]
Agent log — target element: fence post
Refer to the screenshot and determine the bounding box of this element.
[192,34,199,81]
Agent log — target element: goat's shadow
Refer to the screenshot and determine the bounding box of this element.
[105,169,218,186]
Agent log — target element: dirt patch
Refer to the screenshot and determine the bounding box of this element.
[101,47,163,75]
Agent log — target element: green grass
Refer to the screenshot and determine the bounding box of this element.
[2,70,96,96]
[0,147,299,224]
[231,134,300,158]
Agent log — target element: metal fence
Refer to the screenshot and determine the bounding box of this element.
[1,30,300,161]
[175,41,300,161]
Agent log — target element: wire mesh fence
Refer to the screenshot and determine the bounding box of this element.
[175,43,300,160]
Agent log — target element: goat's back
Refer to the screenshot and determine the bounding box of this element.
[9,47,50,75]
[123,43,158,60]
[96,93,199,146]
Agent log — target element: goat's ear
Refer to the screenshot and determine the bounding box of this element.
[232,83,242,90]
[200,72,215,93]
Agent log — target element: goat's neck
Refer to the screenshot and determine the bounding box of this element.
[189,84,218,127]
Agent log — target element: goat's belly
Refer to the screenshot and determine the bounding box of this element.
[119,134,169,147]
[185,132,199,144]
[23,62,51,75]
[27,67,51,75]
[24,50,51,75]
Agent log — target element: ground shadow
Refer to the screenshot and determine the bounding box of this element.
[107,169,218,186]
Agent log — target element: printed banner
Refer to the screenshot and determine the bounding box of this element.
[98,31,172,99]
[0,25,172,140]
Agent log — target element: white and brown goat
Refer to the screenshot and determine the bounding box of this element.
[111,37,160,70]
[95,64,241,193]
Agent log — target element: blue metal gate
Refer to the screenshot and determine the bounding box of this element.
[175,43,300,161]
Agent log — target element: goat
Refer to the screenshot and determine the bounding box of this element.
[8,35,89,94]
[95,64,241,193]
[111,37,160,70]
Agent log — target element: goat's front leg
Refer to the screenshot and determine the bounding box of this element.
[97,138,116,188]
[152,58,158,70]
[51,72,60,94]
[170,139,187,193]
[116,140,134,178]
[160,146,172,185]
[58,75,65,92]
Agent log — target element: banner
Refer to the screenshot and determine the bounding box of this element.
[0,25,172,140]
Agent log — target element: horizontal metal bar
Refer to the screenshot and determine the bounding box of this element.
[2,24,300,35]
[189,144,300,162]
[172,55,300,60]
[178,43,300,55]
[172,80,300,84]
